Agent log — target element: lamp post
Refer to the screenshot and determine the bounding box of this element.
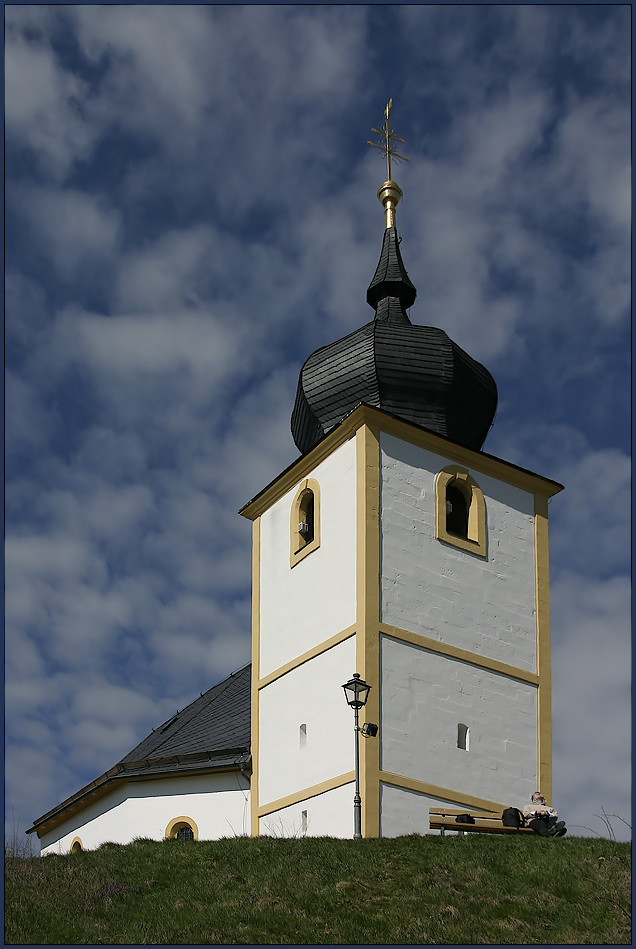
[342,673,372,839]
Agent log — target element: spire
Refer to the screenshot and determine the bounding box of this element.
[366,101,416,317]
[366,227,416,314]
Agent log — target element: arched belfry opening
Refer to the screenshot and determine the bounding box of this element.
[298,489,314,546]
[446,483,469,538]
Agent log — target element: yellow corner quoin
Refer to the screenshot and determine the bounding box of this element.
[534,493,553,801]
[250,516,261,837]
[289,478,321,567]
[356,423,381,838]
[165,816,199,841]
[435,465,487,557]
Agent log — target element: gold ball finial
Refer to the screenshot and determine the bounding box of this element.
[377,179,403,229]
[367,99,410,229]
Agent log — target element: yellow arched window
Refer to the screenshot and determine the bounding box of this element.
[165,816,199,841]
[290,478,321,567]
[70,837,83,853]
[435,466,487,557]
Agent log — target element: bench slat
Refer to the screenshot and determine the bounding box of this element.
[429,809,499,818]
[429,818,533,835]
[429,808,534,835]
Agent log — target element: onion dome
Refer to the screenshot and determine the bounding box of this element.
[291,104,497,455]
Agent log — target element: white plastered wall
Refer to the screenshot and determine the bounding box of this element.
[381,784,498,837]
[380,636,537,809]
[258,437,357,678]
[259,782,355,838]
[380,432,537,672]
[258,636,356,808]
[39,771,250,855]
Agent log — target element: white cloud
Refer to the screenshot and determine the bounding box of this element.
[550,447,630,577]
[64,4,369,217]
[5,19,96,180]
[5,371,55,456]
[451,84,550,183]
[5,743,78,839]
[75,311,241,378]
[114,227,213,312]
[551,572,631,834]
[71,5,217,145]
[14,186,121,280]
[71,426,149,480]
[556,97,631,234]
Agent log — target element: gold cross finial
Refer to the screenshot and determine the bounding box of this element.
[367,98,410,181]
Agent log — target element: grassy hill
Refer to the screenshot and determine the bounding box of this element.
[4,834,631,945]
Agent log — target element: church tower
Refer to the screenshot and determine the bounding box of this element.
[239,103,562,838]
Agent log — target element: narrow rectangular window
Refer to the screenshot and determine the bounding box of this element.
[299,723,307,748]
[301,810,308,836]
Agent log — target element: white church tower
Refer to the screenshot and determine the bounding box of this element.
[240,102,562,838]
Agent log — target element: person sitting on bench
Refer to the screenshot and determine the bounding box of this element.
[522,791,567,837]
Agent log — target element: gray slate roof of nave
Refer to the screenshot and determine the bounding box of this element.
[119,661,251,764]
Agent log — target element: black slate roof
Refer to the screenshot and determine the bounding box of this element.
[367,224,416,310]
[291,226,498,455]
[120,661,251,765]
[28,663,251,834]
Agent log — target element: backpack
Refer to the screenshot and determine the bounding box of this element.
[455,813,476,824]
[502,807,523,828]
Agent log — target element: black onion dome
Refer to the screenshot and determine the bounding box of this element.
[291,226,497,455]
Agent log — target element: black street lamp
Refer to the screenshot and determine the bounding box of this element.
[342,673,377,839]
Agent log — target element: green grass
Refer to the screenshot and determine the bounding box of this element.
[4,834,631,945]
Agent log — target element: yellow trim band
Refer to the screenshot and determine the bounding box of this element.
[250,516,261,837]
[257,772,355,818]
[379,771,508,814]
[379,622,539,686]
[534,494,553,799]
[258,626,356,689]
[356,423,381,838]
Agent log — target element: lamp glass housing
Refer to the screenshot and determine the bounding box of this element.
[342,673,371,709]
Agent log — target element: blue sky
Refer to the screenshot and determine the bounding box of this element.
[5,4,630,846]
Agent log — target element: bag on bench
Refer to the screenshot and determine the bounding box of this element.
[455,813,476,824]
[501,807,523,828]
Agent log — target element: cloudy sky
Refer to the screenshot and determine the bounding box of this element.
[5,5,630,848]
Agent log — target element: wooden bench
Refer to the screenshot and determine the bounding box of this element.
[429,808,535,836]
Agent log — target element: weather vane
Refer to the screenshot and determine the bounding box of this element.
[367,98,410,181]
